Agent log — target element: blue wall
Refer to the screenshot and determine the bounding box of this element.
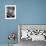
[0,0,46,44]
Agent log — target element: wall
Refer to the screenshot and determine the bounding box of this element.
[0,0,46,44]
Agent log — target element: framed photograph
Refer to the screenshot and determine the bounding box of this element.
[5,5,16,19]
[18,24,46,42]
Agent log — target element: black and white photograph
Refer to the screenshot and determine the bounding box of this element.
[18,24,46,46]
[5,5,16,19]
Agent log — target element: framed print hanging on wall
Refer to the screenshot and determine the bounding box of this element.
[5,5,16,19]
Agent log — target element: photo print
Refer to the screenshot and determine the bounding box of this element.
[5,5,16,19]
